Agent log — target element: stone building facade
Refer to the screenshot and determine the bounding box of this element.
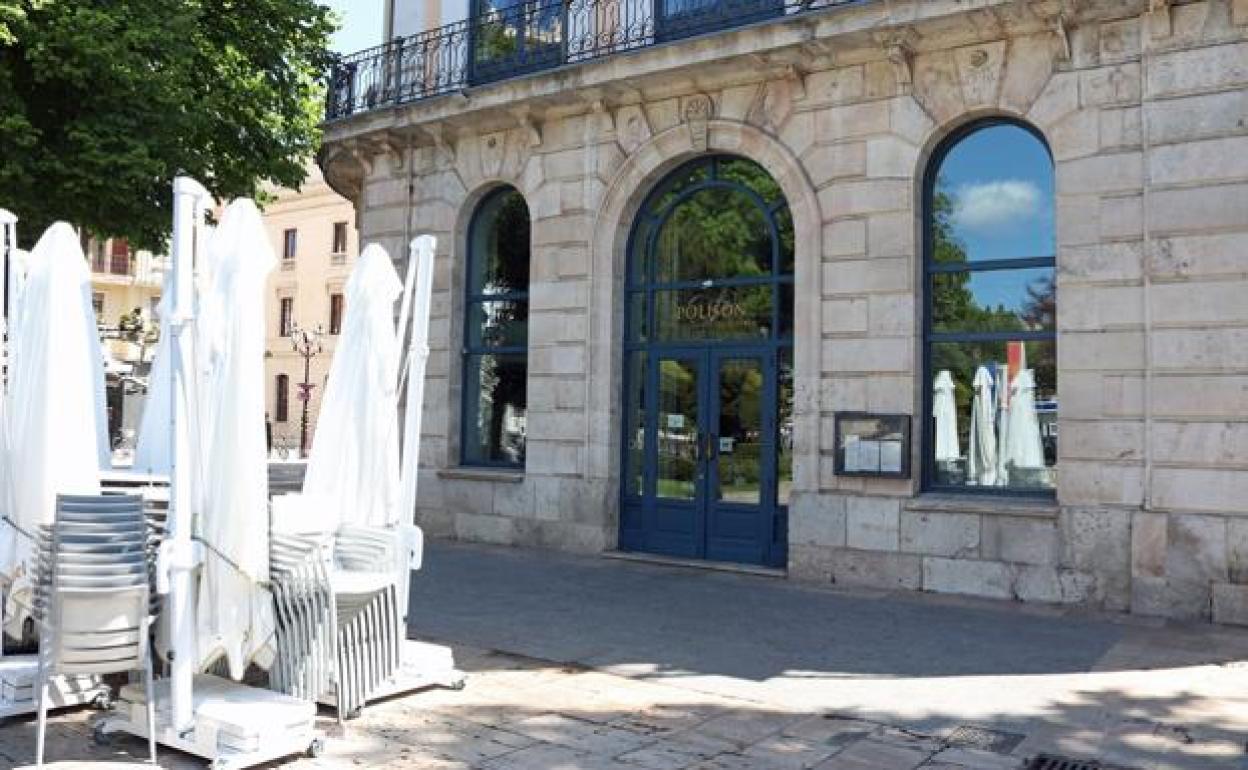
[322,0,1248,622]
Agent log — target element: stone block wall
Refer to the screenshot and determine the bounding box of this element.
[325,0,1248,623]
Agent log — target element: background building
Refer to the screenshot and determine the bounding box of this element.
[261,162,358,456]
[323,0,1248,624]
[82,235,166,449]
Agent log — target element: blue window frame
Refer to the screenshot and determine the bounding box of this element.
[922,119,1057,495]
[462,186,530,468]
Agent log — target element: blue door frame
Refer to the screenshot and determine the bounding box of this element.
[621,344,786,567]
[618,155,791,569]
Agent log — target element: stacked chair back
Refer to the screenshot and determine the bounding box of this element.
[34,494,156,767]
[269,532,336,705]
[269,525,404,719]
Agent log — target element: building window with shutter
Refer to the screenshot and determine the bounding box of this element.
[332,222,349,256]
[275,374,290,422]
[329,293,344,335]
[279,297,294,337]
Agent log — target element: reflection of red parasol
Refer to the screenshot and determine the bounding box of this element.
[297,382,316,402]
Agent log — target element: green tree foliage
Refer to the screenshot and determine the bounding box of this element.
[0,0,335,250]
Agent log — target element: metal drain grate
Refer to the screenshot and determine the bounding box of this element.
[1026,754,1135,770]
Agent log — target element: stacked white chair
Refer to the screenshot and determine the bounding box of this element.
[269,524,407,720]
[33,494,156,767]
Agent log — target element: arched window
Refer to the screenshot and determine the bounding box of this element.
[924,121,1056,493]
[462,186,530,467]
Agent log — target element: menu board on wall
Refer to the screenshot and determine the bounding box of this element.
[834,413,911,479]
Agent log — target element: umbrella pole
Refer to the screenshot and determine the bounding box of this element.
[167,176,210,733]
[0,208,14,389]
[0,209,14,662]
[398,236,434,522]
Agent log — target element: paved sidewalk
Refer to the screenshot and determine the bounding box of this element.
[6,540,1248,769]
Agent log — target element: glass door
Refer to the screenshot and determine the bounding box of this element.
[705,350,773,565]
[644,350,707,558]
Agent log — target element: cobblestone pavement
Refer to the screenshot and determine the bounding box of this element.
[7,540,1248,769]
[0,645,1073,770]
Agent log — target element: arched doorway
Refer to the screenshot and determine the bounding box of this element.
[619,155,793,568]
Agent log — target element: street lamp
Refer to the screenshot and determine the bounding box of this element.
[290,321,323,458]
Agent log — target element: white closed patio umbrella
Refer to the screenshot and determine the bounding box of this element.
[1001,368,1045,478]
[1,223,109,638]
[302,244,403,528]
[195,200,277,679]
[133,285,173,475]
[966,365,997,487]
[932,369,960,463]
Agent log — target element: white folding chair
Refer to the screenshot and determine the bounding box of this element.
[34,494,156,767]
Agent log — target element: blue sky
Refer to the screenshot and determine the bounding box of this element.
[936,123,1055,316]
[321,0,384,54]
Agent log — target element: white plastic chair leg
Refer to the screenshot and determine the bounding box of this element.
[144,658,157,763]
[35,657,48,768]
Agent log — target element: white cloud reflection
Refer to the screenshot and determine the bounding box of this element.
[953,180,1043,231]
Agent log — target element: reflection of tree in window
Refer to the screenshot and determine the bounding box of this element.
[465,187,530,467]
[925,121,1056,491]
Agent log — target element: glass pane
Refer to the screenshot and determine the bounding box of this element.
[657,358,699,500]
[468,300,529,348]
[655,187,771,283]
[469,188,530,295]
[718,157,784,207]
[716,358,763,505]
[775,204,795,275]
[630,215,657,285]
[663,0,716,17]
[473,0,563,67]
[627,292,647,342]
[778,283,794,339]
[931,124,1054,263]
[932,267,1055,334]
[654,285,773,342]
[930,340,1056,491]
[778,348,793,506]
[649,161,711,214]
[625,352,646,497]
[464,353,528,465]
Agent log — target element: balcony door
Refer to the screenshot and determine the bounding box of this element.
[468,0,566,85]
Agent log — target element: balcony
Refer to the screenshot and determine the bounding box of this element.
[326,0,865,122]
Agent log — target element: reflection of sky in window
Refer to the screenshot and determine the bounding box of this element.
[935,124,1054,310]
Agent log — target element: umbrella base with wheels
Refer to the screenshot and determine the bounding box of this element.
[97,673,321,769]
[0,654,110,718]
[318,638,465,716]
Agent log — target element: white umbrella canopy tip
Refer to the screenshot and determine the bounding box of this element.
[300,242,404,530]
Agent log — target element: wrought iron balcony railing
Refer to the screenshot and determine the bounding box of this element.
[326,0,866,121]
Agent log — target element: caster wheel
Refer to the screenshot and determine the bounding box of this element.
[307,738,325,758]
[345,706,362,720]
[92,724,114,747]
[92,691,113,711]
[449,678,467,691]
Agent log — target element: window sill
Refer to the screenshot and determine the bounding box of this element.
[905,493,1058,519]
[437,467,524,483]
